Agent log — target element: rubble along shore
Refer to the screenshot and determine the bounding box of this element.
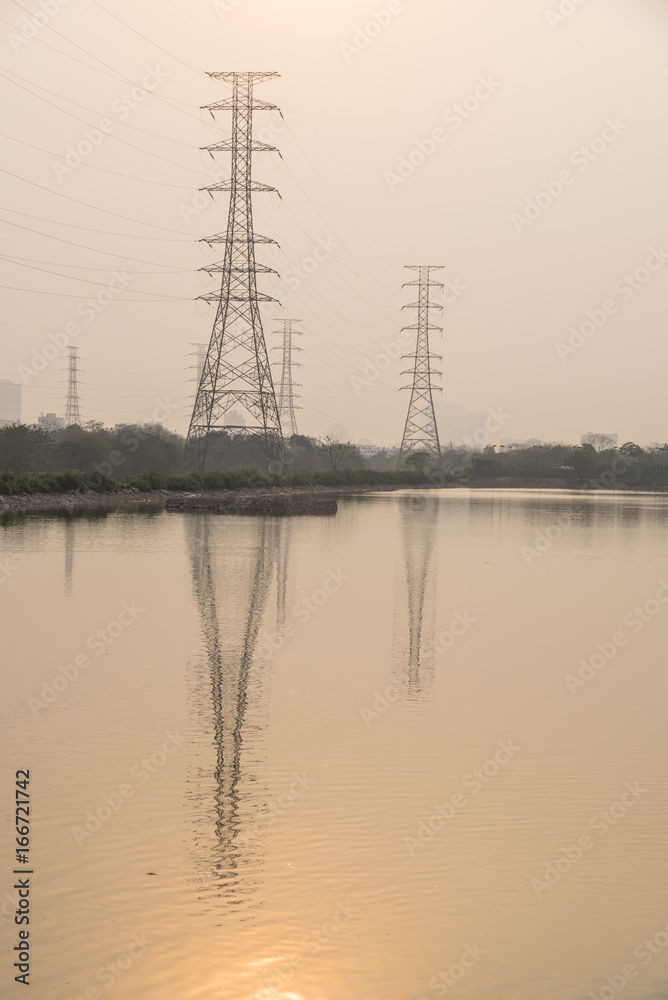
[1,478,664,518]
[0,482,429,517]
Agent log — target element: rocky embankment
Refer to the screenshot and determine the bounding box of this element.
[0,482,425,517]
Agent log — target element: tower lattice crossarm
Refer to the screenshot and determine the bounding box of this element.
[398,265,444,462]
[185,71,285,473]
[65,346,82,427]
[271,318,303,438]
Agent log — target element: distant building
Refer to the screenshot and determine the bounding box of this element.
[0,379,21,427]
[435,401,492,448]
[500,438,542,450]
[38,412,65,432]
[357,443,400,458]
[223,410,247,428]
[326,423,348,442]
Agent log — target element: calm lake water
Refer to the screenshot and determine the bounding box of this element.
[3,489,668,1000]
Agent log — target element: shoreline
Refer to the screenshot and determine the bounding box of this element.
[2,478,668,517]
[0,482,427,517]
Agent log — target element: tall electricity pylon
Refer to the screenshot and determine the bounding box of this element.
[65,346,81,426]
[399,265,443,462]
[272,319,302,438]
[184,72,284,472]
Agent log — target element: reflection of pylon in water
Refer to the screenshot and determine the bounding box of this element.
[63,518,75,595]
[392,496,439,697]
[186,515,284,883]
[275,518,292,629]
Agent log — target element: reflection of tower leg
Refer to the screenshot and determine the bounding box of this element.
[394,497,439,697]
[186,515,282,881]
[275,518,292,629]
[64,517,75,595]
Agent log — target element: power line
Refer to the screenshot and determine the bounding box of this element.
[0,127,200,190]
[6,0,203,121]
[0,164,193,236]
[0,206,194,242]
[0,63,202,148]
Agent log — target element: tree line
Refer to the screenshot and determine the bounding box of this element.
[1,422,667,491]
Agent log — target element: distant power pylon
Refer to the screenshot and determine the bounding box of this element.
[65,346,81,426]
[399,265,443,462]
[195,342,207,384]
[272,319,302,438]
[184,71,284,472]
[188,343,208,395]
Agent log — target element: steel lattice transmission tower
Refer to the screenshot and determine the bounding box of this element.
[188,342,208,397]
[184,71,284,472]
[399,265,444,462]
[272,318,302,438]
[65,346,81,426]
[195,342,207,384]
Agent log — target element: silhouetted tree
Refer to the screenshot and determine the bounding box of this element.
[318,435,363,470]
[0,425,51,474]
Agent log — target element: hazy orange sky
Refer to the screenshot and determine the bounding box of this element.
[2,0,668,446]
